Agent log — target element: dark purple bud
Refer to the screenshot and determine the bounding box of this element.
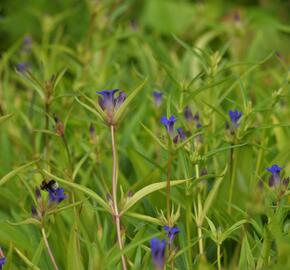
[283,177,289,187]
[177,128,186,141]
[184,106,193,122]
[16,63,28,73]
[173,135,179,144]
[22,35,32,51]
[153,91,163,107]
[234,11,241,22]
[35,187,41,199]
[201,168,208,176]
[31,205,38,217]
[114,91,126,110]
[89,123,95,137]
[127,190,134,198]
[150,238,166,270]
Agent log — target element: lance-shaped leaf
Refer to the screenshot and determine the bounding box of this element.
[14,247,41,270]
[0,113,14,124]
[197,166,227,225]
[43,170,111,213]
[120,178,192,215]
[7,218,41,227]
[113,78,147,123]
[140,122,167,150]
[0,160,39,186]
[75,96,104,122]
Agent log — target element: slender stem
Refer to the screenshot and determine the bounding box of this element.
[166,154,173,221]
[228,146,237,214]
[185,200,193,269]
[62,135,74,175]
[170,258,174,270]
[217,244,221,270]
[44,101,50,160]
[110,125,127,270]
[257,225,271,269]
[195,164,205,258]
[41,227,59,270]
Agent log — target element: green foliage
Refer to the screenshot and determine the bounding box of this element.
[0,0,290,269]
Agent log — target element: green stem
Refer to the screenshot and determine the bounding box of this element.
[110,125,127,270]
[217,244,221,270]
[257,225,271,269]
[62,135,74,175]
[185,200,193,269]
[41,227,59,270]
[195,164,205,258]
[228,146,237,214]
[166,154,173,221]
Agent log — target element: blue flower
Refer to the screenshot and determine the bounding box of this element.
[177,128,186,141]
[267,164,283,187]
[48,188,67,203]
[150,238,166,270]
[160,115,176,137]
[229,110,242,128]
[164,226,180,245]
[153,91,163,107]
[0,248,5,270]
[0,257,5,270]
[16,63,28,73]
[97,89,119,112]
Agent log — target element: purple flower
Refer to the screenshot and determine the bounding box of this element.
[97,89,119,112]
[229,110,242,128]
[153,91,163,107]
[0,257,5,270]
[22,35,32,51]
[16,63,28,73]
[150,238,166,270]
[48,188,67,203]
[160,115,176,137]
[177,128,186,141]
[164,226,180,245]
[0,248,5,270]
[267,164,283,187]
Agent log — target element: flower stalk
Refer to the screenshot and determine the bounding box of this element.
[110,125,127,270]
[41,227,59,270]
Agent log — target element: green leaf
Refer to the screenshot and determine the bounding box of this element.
[75,96,104,121]
[239,234,255,270]
[120,178,192,215]
[140,122,167,150]
[6,218,41,227]
[0,160,38,186]
[198,166,227,224]
[125,212,162,225]
[114,78,147,123]
[14,247,41,270]
[43,170,111,213]
[66,223,84,270]
[0,113,14,124]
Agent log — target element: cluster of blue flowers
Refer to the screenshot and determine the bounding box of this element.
[150,226,180,269]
